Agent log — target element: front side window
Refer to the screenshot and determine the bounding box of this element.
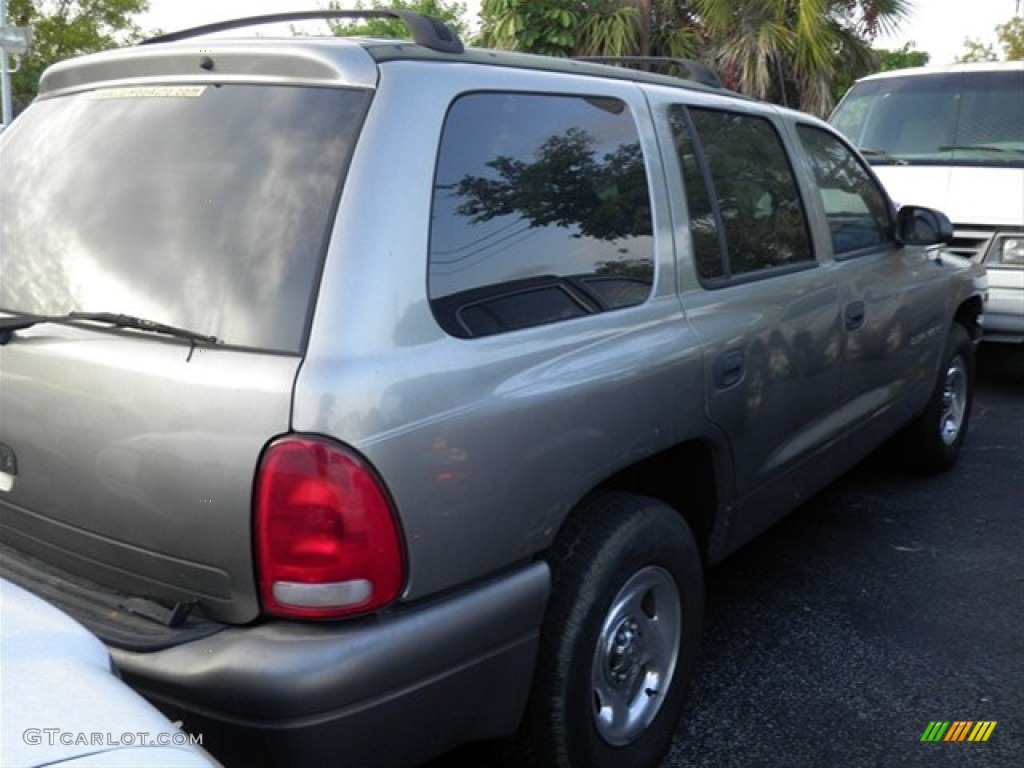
[1,84,369,353]
[670,106,814,281]
[797,125,893,256]
[429,92,654,338]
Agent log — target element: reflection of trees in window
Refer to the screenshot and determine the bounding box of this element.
[429,93,655,337]
[455,127,653,242]
[796,125,891,255]
[669,107,725,279]
[689,108,813,276]
[595,257,654,280]
[800,127,872,195]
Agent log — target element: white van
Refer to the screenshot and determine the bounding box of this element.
[831,61,1024,342]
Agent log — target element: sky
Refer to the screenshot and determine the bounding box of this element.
[135,0,1020,66]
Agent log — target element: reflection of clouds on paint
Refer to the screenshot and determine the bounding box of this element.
[1,85,363,352]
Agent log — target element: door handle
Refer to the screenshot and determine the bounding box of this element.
[713,349,745,389]
[844,301,866,331]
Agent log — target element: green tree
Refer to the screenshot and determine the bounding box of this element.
[477,1,703,58]
[7,0,148,113]
[477,1,911,116]
[997,15,1024,59]
[477,0,587,56]
[831,42,928,107]
[325,0,469,40]
[956,38,998,63]
[876,42,929,71]
[693,0,912,117]
[957,15,1024,62]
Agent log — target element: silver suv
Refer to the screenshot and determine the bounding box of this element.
[0,11,986,768]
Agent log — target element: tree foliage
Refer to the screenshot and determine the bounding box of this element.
[830,41,928,106]
[692,0,911,117]
[957,15,1024,62]
[477,0,588,56]
[477,1,914,117]
[326,0,469,40]
[997,16,1024,60]
[6,0,148,113]
[876,42,929,72]
[477,1,703,58]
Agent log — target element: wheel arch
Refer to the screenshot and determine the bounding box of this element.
[955,295,984,341]
[584,439,725,565]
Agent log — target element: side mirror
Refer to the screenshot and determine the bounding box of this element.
[897,205,954,246]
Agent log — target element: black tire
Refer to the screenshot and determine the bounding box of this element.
[507,492,704,768]
[895,323,975,473]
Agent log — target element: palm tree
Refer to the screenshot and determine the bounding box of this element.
[693,0,911,116]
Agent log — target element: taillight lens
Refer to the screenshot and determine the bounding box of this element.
[254,435,404,619]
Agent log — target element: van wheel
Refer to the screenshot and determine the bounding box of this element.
[508,492,703,768]
[896,323,975,473]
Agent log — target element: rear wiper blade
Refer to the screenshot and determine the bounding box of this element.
[0,311,219,345]
[67,312,219,344]
[0,313,57,344]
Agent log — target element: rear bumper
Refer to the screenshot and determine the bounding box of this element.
[111,563,549,768]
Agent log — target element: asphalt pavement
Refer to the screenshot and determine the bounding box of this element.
[428,342,1023,768]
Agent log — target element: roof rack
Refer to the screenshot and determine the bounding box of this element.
[140,10,464,54]
[575,57,722,89]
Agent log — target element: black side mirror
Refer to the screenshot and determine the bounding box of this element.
[897,205,954,246]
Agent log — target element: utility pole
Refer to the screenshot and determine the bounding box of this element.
[0,0,30,124]
[1,0,11,124]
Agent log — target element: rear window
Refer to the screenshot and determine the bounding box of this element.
[0,84,370,353]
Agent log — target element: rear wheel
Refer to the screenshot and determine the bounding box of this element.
[895,323,975,473]
[507,492,703,768]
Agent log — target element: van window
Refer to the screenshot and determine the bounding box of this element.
[831,69,1024,168]
[429,92,654,338]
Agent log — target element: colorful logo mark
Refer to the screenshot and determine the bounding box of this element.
[921,721,997,742]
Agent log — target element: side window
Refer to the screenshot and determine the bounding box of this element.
[796,124,893,257]
[429,92,654,339]
[669,106,814,281]
[668,108,725,280]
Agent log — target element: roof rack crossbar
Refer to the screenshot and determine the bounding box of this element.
[575,56,722,89]
[140,10,464,54]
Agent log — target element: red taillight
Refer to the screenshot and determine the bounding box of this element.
[254,436,404,619]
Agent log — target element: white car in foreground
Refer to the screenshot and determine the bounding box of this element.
[0,579,217,767]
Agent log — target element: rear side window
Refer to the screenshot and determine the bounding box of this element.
[429,92,654,338]
[796,125,893,256]
[669,106,814,283]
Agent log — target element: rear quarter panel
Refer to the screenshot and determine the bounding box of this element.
[293,63,714,600]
